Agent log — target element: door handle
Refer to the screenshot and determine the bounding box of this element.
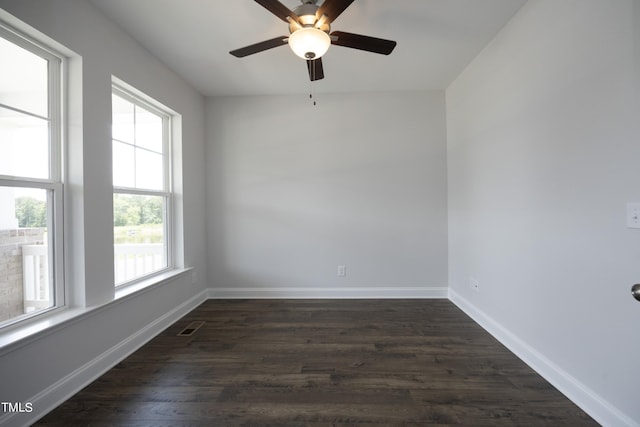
[633,284,640,302]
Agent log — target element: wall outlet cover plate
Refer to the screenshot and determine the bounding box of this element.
[626,203,640,229]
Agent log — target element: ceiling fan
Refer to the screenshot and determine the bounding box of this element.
[229,0,397,82]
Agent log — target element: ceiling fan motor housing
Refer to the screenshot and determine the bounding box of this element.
[289,3,331,34]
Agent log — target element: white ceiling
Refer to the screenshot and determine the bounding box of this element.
[88,0,527,97]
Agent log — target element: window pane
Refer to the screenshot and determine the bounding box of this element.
[112,93,134,144]
[0,36,48,118]
[0,106,49,179]
[114,193,167,285]
[135,149,163,191]
[135,106,163,153]
[0,186,54,325]
[112,141,135,188]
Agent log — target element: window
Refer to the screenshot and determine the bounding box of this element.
[112,84,172,286]
[0,24,64,326]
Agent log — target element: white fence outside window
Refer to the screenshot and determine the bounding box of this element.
[114,243,165,284]
[20,244,164,311]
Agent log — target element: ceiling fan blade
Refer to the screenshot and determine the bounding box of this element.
[330,31,397,55]
[255,0,300,23]
[306,58,324,81]
[315,0,354,24]
[229,36,288,58]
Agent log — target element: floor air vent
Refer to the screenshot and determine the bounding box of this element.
[178,321,205,336]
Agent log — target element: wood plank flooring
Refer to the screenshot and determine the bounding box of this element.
[35,299,598,426]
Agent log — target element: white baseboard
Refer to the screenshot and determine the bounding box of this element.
[449,289,638,427]
[4,289,208,427]
[208,286,449,299]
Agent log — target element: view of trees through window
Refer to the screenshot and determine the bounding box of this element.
[15,196,47,228]
[14,194,163,238]
[114,194,162,228]
[113,194,164,245]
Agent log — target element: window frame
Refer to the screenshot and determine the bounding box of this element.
[0,22,65,328]
[111,83,174,288]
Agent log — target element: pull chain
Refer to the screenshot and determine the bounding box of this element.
[309,88,316,106]
[309,61,317,106]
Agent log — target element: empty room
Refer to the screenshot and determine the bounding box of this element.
[0,0,638,425]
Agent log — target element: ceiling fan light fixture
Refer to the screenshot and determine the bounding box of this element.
[288,27,331,59]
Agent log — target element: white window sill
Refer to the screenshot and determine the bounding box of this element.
[0,267,191,356]
[114,268,191,301]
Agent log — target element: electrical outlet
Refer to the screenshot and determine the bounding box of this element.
[337,265,347,277]
[470,277,480,292]
[627,203,640,229]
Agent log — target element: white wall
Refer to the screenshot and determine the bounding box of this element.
[447,1,640,425]
[0,1,207,425]
[206,91,448,298]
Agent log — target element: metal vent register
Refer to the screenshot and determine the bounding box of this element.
[177,321,205,336]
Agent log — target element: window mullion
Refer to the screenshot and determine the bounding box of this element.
[163,117,171,193]
[0,103,50,121]
[113,187,169,198]
[0,178,58,188]
[49,55,62,182]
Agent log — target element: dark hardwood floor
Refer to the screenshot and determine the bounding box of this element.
[35,299,598,426]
